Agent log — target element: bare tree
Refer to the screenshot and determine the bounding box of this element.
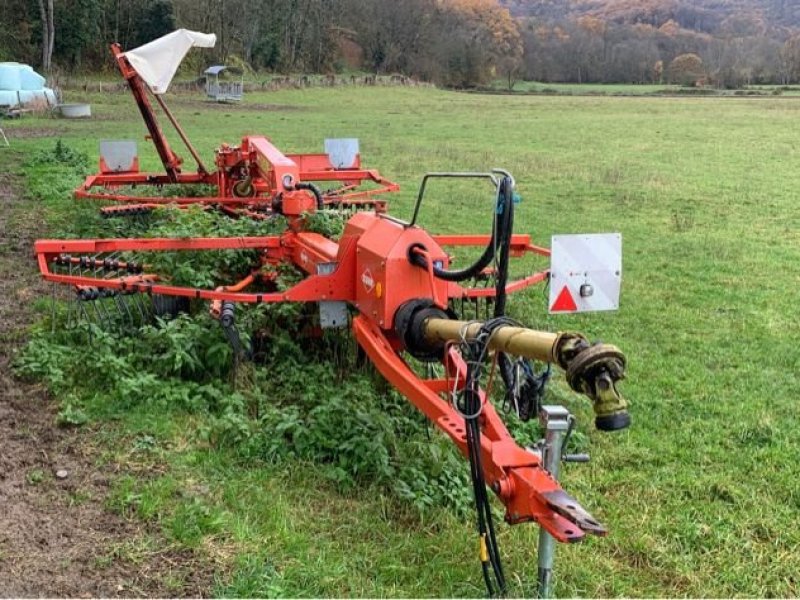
[38,0,54,72]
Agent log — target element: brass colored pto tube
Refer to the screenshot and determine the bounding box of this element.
[422,318,560,364]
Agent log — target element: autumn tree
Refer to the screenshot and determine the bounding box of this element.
[433,0,522,88]
[653,59,664,82]
[667,52,705,85]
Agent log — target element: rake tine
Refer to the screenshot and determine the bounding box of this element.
[126,292,142,326]
[139,292,152,325]
[85,310,94,344]
[129,295,144,329]
[91,252,102,278]
[92,294,108,328]
[98,294,115,328]
[89,299,102,328]
[106,291,122,320]
[148,293,158,320]
[77,301,93,339]
[132,292,148,325]
[66,293,78,329]
[96,294,109,323]
[89,299,106,329]
[115,294,135,327]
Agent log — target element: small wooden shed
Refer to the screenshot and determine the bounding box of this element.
[204,65,243,102]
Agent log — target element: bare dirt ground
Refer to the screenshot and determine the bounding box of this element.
[0,157,210,597]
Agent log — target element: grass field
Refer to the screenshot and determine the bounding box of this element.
[4,85,800,597]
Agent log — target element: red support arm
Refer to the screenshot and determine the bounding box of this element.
[111,43,182,181]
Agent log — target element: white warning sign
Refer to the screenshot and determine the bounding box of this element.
[548,233,622,314]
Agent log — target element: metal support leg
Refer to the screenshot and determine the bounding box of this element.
[536,405,571,599]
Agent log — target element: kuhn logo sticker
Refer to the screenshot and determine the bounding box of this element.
[361,269,375,292]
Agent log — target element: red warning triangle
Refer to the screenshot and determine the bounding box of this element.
[550,285,578,312]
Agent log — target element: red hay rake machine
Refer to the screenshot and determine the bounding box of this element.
[35,30,631,597]
[74,30,398,220]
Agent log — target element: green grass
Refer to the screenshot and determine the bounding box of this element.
[5,84,800,597]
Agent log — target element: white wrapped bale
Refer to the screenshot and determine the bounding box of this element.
[0,90,18,106]
[0,63,22,91]
[20,66,46,91]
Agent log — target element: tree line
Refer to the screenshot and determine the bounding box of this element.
[1,0,799,88]
[521,13,800,88]
[0,0,522,88]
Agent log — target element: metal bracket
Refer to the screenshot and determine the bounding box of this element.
[317,262,348,328]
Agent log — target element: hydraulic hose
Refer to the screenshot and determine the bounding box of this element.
[492,178,517,407]
[493,176,514,314]
[408,176,515,282]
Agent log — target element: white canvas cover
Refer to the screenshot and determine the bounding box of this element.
[123,29,216,94]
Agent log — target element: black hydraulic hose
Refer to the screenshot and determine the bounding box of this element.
[408,236,497,282]
[493,177,514,316]
[461,320,509,597]
[492,178,518,399]
[408,177,515,282]
[444,177,517,595]
[294,182,323,210]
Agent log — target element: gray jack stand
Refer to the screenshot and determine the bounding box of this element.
[533,405,589,598]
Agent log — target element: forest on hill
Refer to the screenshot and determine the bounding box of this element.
[503,0,800,86]
[3,0,800,88]
[503,0,800,29]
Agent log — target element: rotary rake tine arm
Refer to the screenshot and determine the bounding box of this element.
[34,233,355,306]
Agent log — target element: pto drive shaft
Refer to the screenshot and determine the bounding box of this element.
[422,318,630,431]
